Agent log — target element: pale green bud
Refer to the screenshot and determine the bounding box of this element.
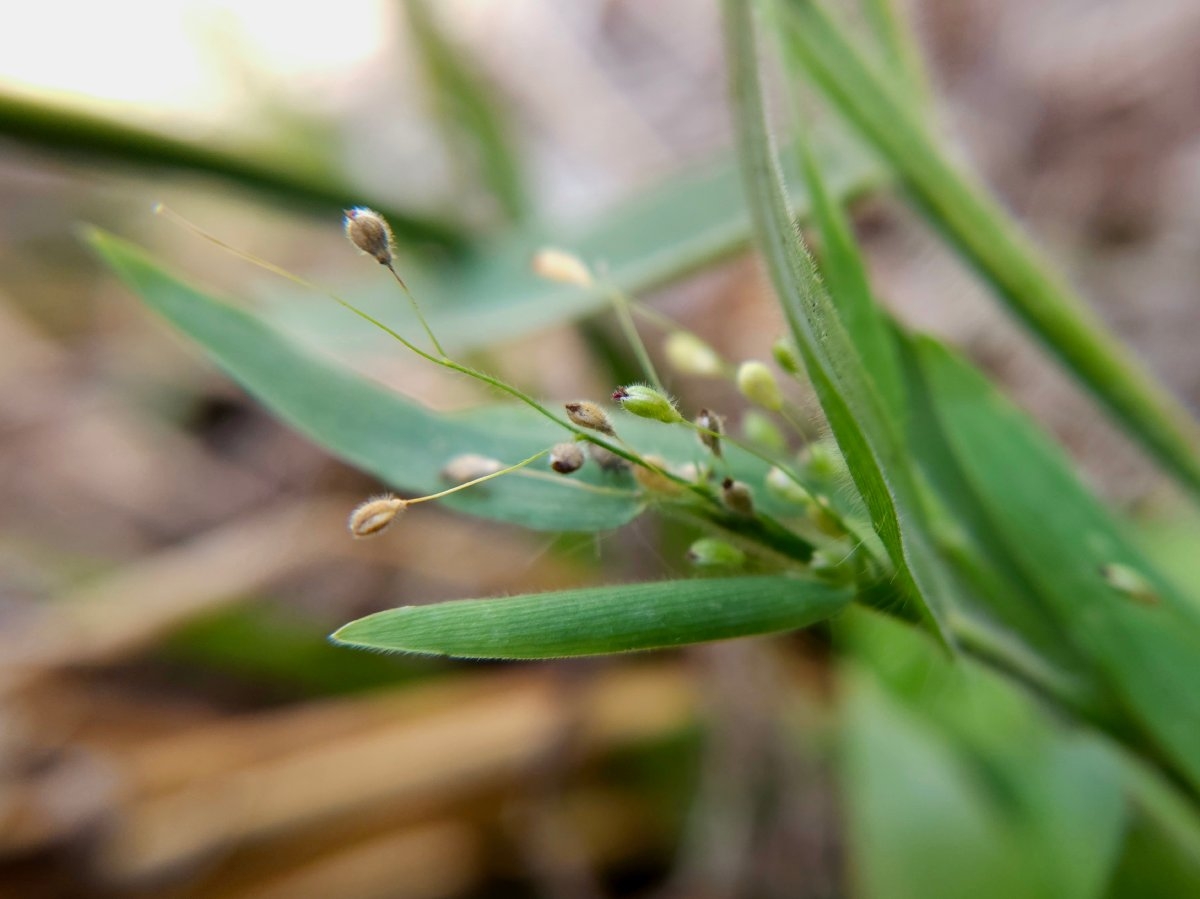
[742,411,785,453]
[737,361,783,411]
[1100,563,1158,605]
[664,332,723,377]
[772,337,802,376]
[687,538,746,569]
[613,385,682,424]
[531,247,593,288]
[802,439,845,480]
[765,466,812,506]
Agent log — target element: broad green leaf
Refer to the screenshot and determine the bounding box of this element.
[776,0,1200,499]
[331,575,851,658]
[724,0,955,645]
[260,133,884,358]
[0,90,466,249]
[88,228,641,532]
[405,0,529,222]
[916,336,1200,794]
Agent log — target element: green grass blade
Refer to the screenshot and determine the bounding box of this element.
[86,228,641,532]
[0,91,466,249]
[331,575,851,658]
[859,0,930,111]
[917,336,1200,795]
[795,133,905,416]
[776,0,1200,499]
[405,0,529,222]
[724,0,955,647]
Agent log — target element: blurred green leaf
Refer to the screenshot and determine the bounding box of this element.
[332,575,852,658]
[775,0,1200,500]
[842,612,1126,899]
[0,90,466,249]
[88,228,642,532]
[405,0,529,222]
[724,0,956,646]
[916,336,1200,795]
[260,133,884,358]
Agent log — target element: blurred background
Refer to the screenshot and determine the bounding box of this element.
[2,1,1200,896]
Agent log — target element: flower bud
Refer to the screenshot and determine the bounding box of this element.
[664,332,723,377]
[347,494,407,538]
[550,442,585,474]
[531,247,593,288]
[771,337,802,376]
[721,477,755,516]
[440,453,504,485]
[565,400,615,435]
[737,361,783,411]
[687,538,746,569]
[766,466,812,506]
[742,411,785,453]
[344,207,394,266]
[613,385,682,424]
[695,408,723,457]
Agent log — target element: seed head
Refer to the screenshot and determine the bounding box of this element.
[695,408,723,457]
[550,442,585,474]
[565,400,615,436]
[721,477,755,516]
[344,207,394,266]
[348,494,407,538]
[664,332,723,377]
[612,385,682,424]
[531,248,594,288]
[440,453,504,485]
[809,495,847,537]
[687,538,746,569]
[737,360,783,412]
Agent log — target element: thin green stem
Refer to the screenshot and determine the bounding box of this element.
[604,282,664,392]
[385,262,446,358]
[409,449,550,504]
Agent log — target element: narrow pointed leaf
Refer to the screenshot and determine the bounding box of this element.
[777,0,1200,499]
[796,134,905,415]
[331,575,852,658]
[724,0,956,645]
